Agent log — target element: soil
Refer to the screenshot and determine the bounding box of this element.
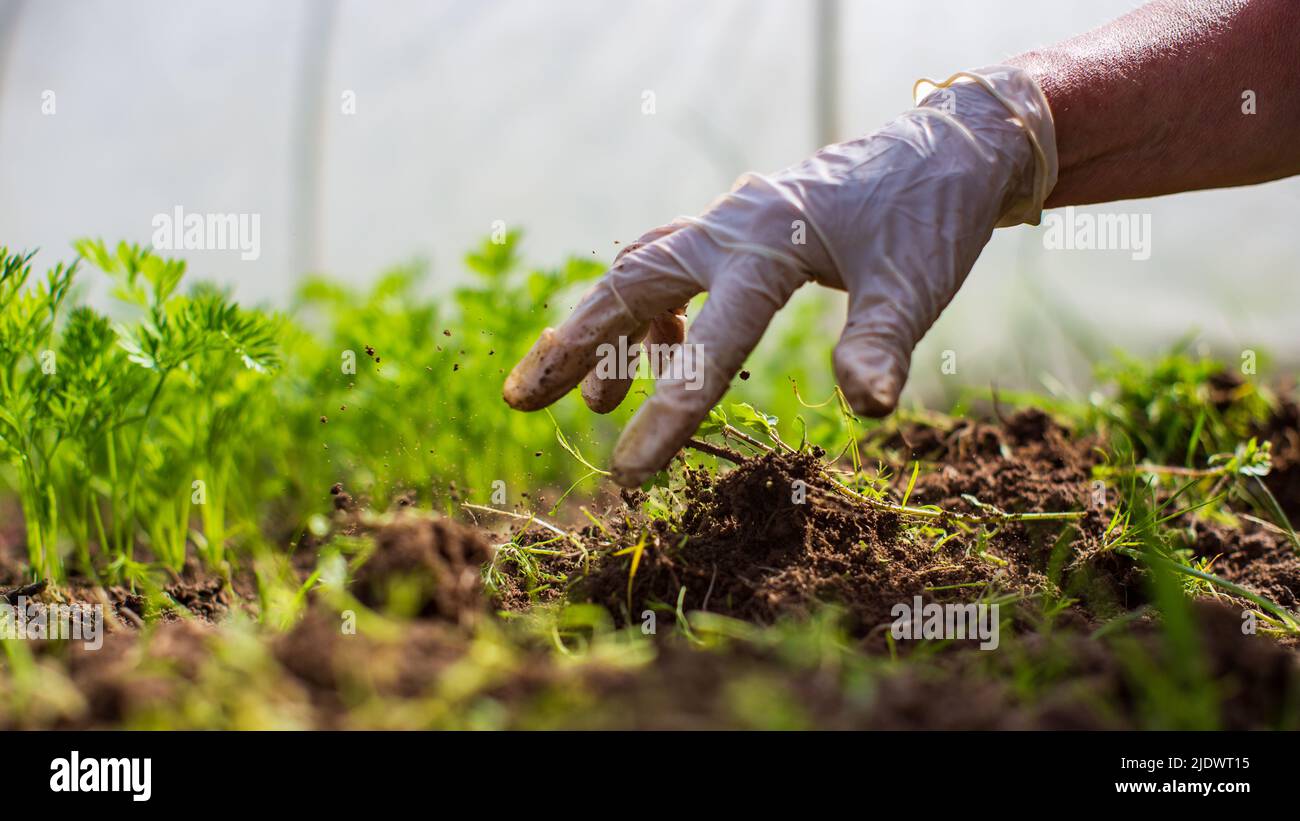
[1261,393,1300,526]
[1189,517,1300,610]
[349,513,493,626]
[525,598,1298,730]
[272,608,470,726]
[854,600,1300,731]
[542,410,1129,642]
[4,407,1300,730]
[566,450,1011,642]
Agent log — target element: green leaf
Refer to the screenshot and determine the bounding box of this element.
[729,402,778,440]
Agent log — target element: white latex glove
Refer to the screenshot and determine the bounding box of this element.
[504,65,1057,487]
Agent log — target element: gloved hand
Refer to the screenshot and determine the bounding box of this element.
[504,65,1057,487]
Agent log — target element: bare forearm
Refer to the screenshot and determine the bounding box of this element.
[1008,0,1300,207]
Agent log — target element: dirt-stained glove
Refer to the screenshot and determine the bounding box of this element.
[504,65,1057,487]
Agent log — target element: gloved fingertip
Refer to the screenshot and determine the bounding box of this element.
[501,368,533,410]
[610,439,660,488]
[502,328,570,411]
[580,375,626,414]
[842,373,901,418]
[610,463,653,489]
[610,422,675,488]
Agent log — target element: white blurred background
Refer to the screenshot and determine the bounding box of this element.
[2,0,1297,399]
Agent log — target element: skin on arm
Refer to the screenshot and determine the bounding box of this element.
[1009,0,1300,207]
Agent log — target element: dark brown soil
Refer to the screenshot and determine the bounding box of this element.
[885,411,1142,615]
[568,450,1005,640]
[1261,394,1300,526]
[487,525,585,611]
[861,599,1300,730]
[350,513,493,626]
[887,408,1094,515]
[272,607,469,726]
[541,410,1132,641]
[556,600,1300,730]
[1189,517,1300,610]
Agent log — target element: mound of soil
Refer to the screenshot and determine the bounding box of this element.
[889,408,1094,514]
[1189,518,1300,610]
[551,411,1128,640]
[273,607,470,726]
[570,450,1011,640]
[351,514,494,625]
[885,410,1138,615]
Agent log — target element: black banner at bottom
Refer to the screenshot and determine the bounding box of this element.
[4,730,1287,807]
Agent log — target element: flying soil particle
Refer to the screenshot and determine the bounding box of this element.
[739,370,750,381]
[329,482,354,511]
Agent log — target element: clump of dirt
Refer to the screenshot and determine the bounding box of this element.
[163,572,236,622]
[273,606,469,725]
[886,408,1095,514]
[1260,394,1300,527]
[488,526,586,611]
[350,514,494,626]
[553,410,1137,640]
[566,449,1012,642]
[1189,518,1300,610]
